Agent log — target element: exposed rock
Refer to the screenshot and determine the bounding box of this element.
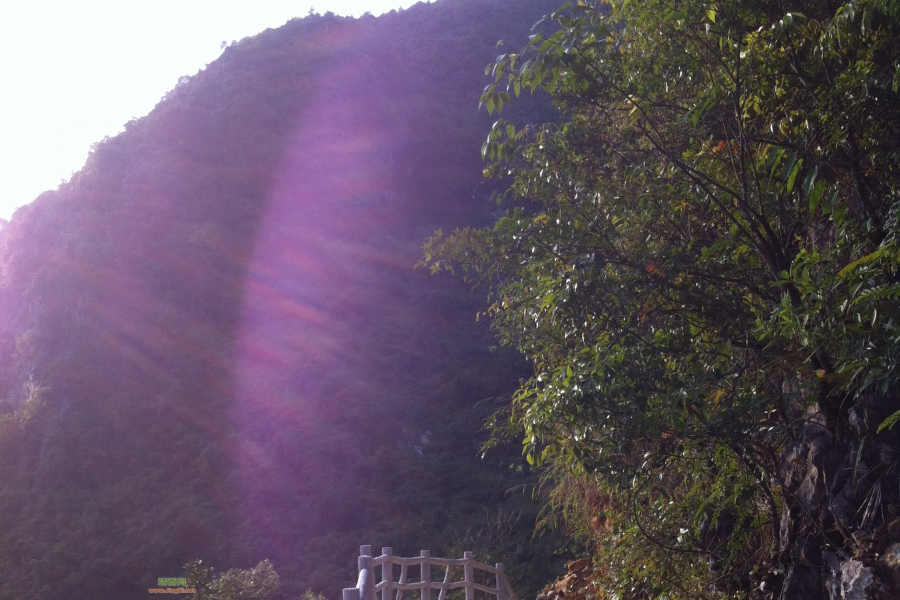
[883,543,900,569]
[840,560,873,600]
[879,544,900,591]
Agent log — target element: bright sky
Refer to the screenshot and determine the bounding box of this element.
[0,0,422,221]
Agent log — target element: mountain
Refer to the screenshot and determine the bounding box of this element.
[0,2,565,599]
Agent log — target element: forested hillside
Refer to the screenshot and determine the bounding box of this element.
[0,2,564,599]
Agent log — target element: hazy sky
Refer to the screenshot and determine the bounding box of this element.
[0,0,422,220]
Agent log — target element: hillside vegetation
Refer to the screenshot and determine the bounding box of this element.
[0,2,563,599]
[4,0,897,598]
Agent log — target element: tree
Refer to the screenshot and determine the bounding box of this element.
[186,559,279,600]
[426,0,900,597]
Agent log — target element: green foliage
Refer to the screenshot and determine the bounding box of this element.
[187,559,279,600]
[300,590,331,600]
[426,0,900,596]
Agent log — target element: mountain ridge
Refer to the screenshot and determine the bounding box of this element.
[0,2,564,598]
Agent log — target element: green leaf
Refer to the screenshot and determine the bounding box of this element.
[809,179,827,213]
[786,159,803,193]
[838,247,886,277]
[823,187,839,212]
[780,151,796,182]
[802,165,818,197]
[877,409,900,434]
[768,147,786,180]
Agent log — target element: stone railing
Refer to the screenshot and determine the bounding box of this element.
[342,546,518,600]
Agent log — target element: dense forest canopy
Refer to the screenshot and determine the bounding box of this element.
[427,0,900,598]
[0,2,565,599]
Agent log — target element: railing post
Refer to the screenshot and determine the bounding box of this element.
[463,552,474,600]
[420,551,431,600]
[360,552,375,600]
[396,563,409,600]
[382,547,394,600]
[494,563,506,600]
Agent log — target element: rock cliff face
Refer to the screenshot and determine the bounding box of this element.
[777,407,900,600]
